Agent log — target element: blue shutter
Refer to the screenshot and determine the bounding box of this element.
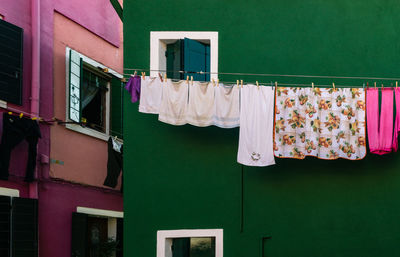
[69,49,82,123]
[0,19,23,105]
[183,38,208,81]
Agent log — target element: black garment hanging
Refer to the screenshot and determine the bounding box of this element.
[103,137,123,189]
[0,113,41,182]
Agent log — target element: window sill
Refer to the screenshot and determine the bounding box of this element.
[0,100,7,109]
[66,123,109,141]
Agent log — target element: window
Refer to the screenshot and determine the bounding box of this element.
[66,47,124,140]
[71,207,123,257]
[0,189,38,257]
[0,19,23,105]
[150,31,218,81]
[165,38,210,81]
[157,229,223,257]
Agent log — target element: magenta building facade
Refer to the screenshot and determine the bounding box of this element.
[0,1,124,257]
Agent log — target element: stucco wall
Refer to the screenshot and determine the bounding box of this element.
[50,11,123,188]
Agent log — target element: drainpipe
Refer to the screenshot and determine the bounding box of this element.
[29,0,40,199]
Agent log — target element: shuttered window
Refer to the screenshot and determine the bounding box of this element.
[166,38,210,82]
[110,78,124,139]
[0,196,38,257]
[69,49,83,123]
[0,19,23,105]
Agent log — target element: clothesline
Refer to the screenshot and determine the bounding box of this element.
[123,68,400,81]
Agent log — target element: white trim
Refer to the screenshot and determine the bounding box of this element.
[150,31,218,80]
[0,187,20,197]
[65,47,121,141]
[157,229,223,257]
[76,206,123,218]
[0,100,7,109]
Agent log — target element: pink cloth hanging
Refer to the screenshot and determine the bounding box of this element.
[367,88,394,155]
[393,88,400,151]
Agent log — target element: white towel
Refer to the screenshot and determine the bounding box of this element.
[186,81,215,127]
[237,84,275,167]
[158,79,189,126]
[213,84,240,128]
[139,76,163,114]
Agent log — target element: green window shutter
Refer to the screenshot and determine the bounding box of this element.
[69,49,83,123]
[172,238,190,257]
[0,196,11,257]
[111,76,123,139]
[166,40,183,80]
[0,19,23,105]
[183,38,209,81]
[11,197,38,257]
[71,212,88,257]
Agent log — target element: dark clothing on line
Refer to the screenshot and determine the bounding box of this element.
[104,137,123,188]
[0,113,41,182]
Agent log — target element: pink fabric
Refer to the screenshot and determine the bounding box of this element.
[367,88,394,155]
[393,88,400,151]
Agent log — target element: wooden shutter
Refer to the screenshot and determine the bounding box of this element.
[11,197,38,257]
[0,19,23,105]
[0,196,11,257]
[111,77,124,139]
[116,218,123,257]
[166,40,183,80]
[183,38,208,81]
[71,212,88,257]
[69,49,83,123]
[172,238,190,257]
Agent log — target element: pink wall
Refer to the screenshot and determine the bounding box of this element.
[50,12,123,189]
[38,181,123,257]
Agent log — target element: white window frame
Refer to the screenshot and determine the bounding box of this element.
[65,47,123,141]
[150,31,218,80]
[0,187,19,197]
[157,229,223,257]
[76,206,123,243]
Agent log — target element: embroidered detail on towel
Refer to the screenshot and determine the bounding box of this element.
[274,87,366,160]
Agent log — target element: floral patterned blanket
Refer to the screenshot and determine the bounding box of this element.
[274,87,366,160]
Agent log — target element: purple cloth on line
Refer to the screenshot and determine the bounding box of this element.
[125,75,141,103]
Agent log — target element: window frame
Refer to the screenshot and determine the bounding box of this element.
[65,47,123,141]
[157,229,223,257]
[150,31,218,81]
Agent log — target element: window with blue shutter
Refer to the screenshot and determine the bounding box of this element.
[69,49,82,123]
[166,38,210,81]
[0,19,23,105]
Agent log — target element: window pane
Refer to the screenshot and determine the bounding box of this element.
[172,237,215,257]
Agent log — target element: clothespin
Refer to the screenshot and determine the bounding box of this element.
[32,117,37,120]
[8,112,12,115]
[164,73,167,82]
[241,80,243,88]
[212,78,215,86]
[186,76,189,84]
[275,81,278,89]
[366,82,369,88]
[374,82,376,88]
[363,83,365,89]
[312,82,314,89]
[158,73,163,82]
[217,79,219,86]
[103,68,109,73]
[381,83,384,89]
[19,113,23,118]
[396,81,398,89]
[191,76,193,85]
[141,72,145,80]
[134,70,137,76]
[332,82,335,90]
[256,81,259,90]
[237,80,239,87]
[121,78,127,83]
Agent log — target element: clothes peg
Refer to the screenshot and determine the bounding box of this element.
[190,76,193,85]
[158,73,163,82]
[237,80,239,87]
[19,113,23,118]
[121,78,127,83]
[363,83,365,89]
[256,81,259,89]
[32,117,37,120]
[332,82,335,90]
[275,81,278,89]
[141,72,145,80]
[374,82,376,88]
[381,83,384,89]
[8,112,12,115]
[134,70,137,76]
[164,73,167,82]
[312,82,314,89]
[103,68,109,73]
[217,79,219,86]
[186,76,189,84]
[396,81,398,88]
[241,80,243,88]
[212,78,215,86]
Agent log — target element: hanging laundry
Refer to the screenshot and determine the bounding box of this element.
[367,88,394,155]
[0,113,41,182]
[139,76,163,114]
[158,79,189,126]
[393,88,400,151]
[103,137,123,188]
[186,81,215,127]
[237,84,275,167]
[125,75,141,103]
[213,83,240,128]
[274,87,366,160]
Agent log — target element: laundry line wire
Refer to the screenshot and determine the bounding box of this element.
[122,68,400,81]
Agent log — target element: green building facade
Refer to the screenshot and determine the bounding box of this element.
[123,1,400,256]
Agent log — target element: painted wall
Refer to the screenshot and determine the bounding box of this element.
[51,11,123,188]
[38,181,123,257]
[123,0,400,256]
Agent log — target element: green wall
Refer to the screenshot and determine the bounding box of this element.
[123,1,400,256]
